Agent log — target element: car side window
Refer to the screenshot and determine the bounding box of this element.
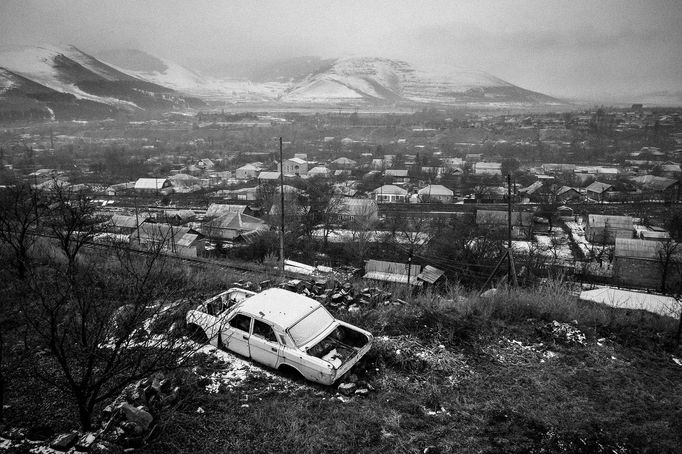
[229,314,251,333]
[252,319,277,343]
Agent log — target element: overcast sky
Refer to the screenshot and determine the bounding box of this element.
[1,0,681,99]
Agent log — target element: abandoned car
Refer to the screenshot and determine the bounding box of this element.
[186,287,374,385]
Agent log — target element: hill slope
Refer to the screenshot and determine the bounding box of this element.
[279,57,562,106]
[0,45,204,120]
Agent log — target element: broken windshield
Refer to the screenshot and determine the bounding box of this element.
[288,306,335,348]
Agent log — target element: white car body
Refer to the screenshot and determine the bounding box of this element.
[186,287,373,385]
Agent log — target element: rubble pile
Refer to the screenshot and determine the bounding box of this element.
[278,278,396,310]
[546,320,586,346]
[483,337,560,366]
[375,336,472,381]
[0,373,182,453]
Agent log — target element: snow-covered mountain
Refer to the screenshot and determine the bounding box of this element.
[0,44,204,120]
[279,57,561,105]
[0,45,564,121]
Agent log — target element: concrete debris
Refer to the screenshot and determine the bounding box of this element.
[49,432,78,451]
[278,278,395,310]
[196,407,205,414]
[672,356,682,367]
[549,320,586,345]
[337,382,357,395]
[483,337,559,366]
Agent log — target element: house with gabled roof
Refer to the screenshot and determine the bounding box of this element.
[130,223,204,258]
[585,181,614,202]
[372,185,408,203]
[417,184,453,203]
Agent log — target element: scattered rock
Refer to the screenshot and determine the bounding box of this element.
[25,425,53,442]
[196,406,205,414]
[424,446,441,454]
[3,427,27,440]
[91,441,123,454]
[50,432,78,452]
[354,388,370,397]
[118,403,153,431]
[338,382,357,395]
[75,432,98,452]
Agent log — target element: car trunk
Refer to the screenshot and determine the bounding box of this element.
[307,325,371,369]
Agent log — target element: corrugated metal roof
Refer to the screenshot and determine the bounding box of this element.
[258,171,281,180]
[364,260,421,286]
[176,233,199,247]
[372,185,407,195]
[588,214,632,229]
[476,210,533,226]
[631,175,678,191]
[417,265,445,284]
[135,178,169,190]
[206,203,247,217]
[615,237,680,259]
[417,185,453,196]
[585,181,613,194]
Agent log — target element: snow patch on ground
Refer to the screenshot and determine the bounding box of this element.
[580,287,681,319]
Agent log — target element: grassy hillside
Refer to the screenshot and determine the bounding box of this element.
[2,276,681,453]
[139,283,682,454]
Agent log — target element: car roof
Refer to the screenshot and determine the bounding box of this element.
[235,288,323,331]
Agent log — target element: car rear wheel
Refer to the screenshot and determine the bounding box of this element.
[277,364,304,381]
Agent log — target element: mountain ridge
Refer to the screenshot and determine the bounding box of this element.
[0,44,566,121]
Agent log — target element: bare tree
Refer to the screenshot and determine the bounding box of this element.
[0,182,44,279]
[14,192,201,430]
[657,238,680,294]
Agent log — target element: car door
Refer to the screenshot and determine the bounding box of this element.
[222,313,252,357]
[249,319,281,368]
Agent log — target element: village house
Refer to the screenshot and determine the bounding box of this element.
[585,181,615,202]
[585,214,633,243]
[384,169,410,184]
[336,198,379,227]
[308,166,332,178]
[235,163,262,180]
[417,184,453,203]
[473,162,502,175]
[631,175,680,202]
[372,184,408,203]
[216,186,259,201]
[101,213,150,235]
[200,212,267,242]
[555,186,582,202]
[279,157,308,176]
[257,171,282,184]
[130,223,204,258]
[331,157,357,169]
[134,178,172,194]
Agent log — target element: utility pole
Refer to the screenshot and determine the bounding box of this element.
[279,137,285,277]
[406,249,413,288]
[507,174,513,289]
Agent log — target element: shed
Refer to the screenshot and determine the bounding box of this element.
[417,265,445,285]
[586,215,633,243]
[613,238,681,290]
[363,259,421,286]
